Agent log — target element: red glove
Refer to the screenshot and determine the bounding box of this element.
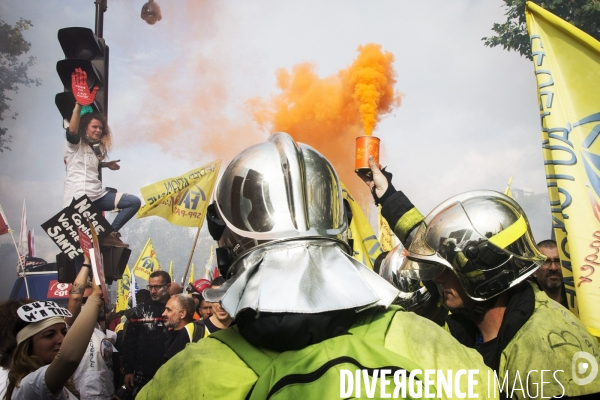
[71,67,99,106]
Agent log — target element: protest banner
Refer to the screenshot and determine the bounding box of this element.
[132,238,160,281]
[41,195,113,260]
[526,2,600,336]
[116,266,131,312]
[341,184,382,270]
[0,203,9,236]
[137,160,221,227]
[188,263,195,284]
[88,220,109,305]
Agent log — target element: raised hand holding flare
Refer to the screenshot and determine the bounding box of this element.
[71,67,99,106]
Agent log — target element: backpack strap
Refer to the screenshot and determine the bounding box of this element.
[211,328,278,376]
[191,320,207,343]
[349,305,403,345]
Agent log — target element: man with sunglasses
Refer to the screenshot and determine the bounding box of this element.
[122,270,171,397]
[534,239,567,306]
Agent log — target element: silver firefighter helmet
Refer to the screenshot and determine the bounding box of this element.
[380,243,432,311]
[399,190,545,301]
[204,132,399,317]
[214,131,349,271]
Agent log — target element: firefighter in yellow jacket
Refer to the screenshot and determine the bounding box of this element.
[137,133,496,399]
[358,156,600,399]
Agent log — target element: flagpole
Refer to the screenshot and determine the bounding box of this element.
[19,200,31,298]
[0,203,30,298]
[182,220,203,285]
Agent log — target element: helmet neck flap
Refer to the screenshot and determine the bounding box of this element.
[204,133,399,316]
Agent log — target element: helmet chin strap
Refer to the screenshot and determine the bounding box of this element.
[451,298,496,319]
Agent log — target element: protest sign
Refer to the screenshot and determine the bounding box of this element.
[89,220,110,305]
[42,195,113,260]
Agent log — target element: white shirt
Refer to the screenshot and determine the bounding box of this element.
[0,367,8,400]
[63,139,107,208]
[72,327,114,400]
[11,365,76,400]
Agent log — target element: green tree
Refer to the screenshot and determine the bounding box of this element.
[0,17,41,152]
[483,0,600,59]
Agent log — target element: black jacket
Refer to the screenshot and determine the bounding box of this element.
[121,299,168,379]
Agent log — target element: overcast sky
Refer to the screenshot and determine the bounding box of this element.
[0,1,550,293]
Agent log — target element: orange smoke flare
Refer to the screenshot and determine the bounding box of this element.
[249,43,402,202]
[348,44,399,136]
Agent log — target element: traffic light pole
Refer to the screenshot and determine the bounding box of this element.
[94,0,107,38]
[94,0,108,182]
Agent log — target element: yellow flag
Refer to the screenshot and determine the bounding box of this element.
[168,261,173,282]
[137,160,221,227]
[504,176,513,198]
[203,246,216,279]
[378,205,397,252]
[116,265,131,312]
[527,2,600,337]
[133,239,160,281]
[342,184,382,269]
[188,263,195,284]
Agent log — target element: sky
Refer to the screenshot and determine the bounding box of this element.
[0,1,551,298]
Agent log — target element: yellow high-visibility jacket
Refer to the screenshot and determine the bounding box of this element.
[137,306,496,400]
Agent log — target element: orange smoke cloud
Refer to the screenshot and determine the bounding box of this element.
[349,44,399,136]
[118,0,264,163]
[126,59,263,163]
[249,43,402,204]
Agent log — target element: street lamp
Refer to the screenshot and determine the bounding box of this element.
[141,0,162,25]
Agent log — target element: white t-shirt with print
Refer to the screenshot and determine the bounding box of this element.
[72,327,114,400]
[63,139,107,208]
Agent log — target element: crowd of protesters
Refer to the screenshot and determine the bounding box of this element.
[0,269,225,400]
[1,84,599,399]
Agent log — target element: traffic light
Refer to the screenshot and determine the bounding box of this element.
[55,27,109,125]
[101,247,131,284]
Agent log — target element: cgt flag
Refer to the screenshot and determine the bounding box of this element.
[132,238,160,281]
[116,265,131,312]
[137,160,221,227]
[342,184,382,270]
[526,2,600,337]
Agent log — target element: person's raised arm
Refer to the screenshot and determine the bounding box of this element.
[68,103,82,137]
[356,156,423,244]
[45,278,102,395]
[356,156,394,203]
[65,253,92,326]
[68,68,99,137]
